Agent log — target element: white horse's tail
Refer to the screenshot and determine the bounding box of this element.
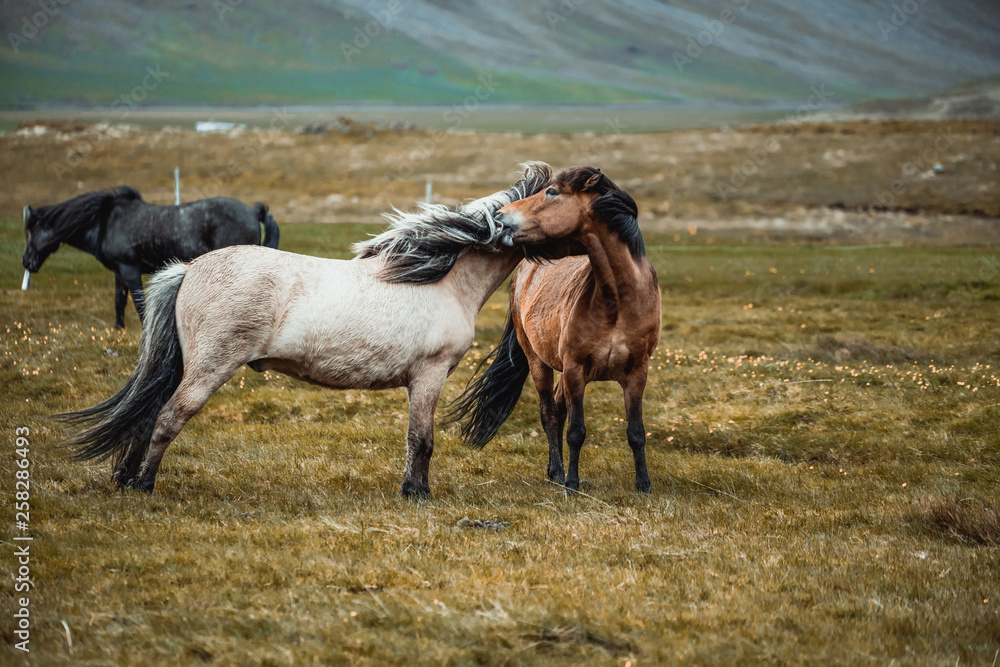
[57,262,188,486]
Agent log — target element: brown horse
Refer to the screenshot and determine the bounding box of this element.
[449,167,661,492]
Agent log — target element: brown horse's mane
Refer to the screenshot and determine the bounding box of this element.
[555,166,645,259]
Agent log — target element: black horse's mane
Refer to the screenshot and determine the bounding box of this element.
[30,186,142,239]
[556,166,645,259]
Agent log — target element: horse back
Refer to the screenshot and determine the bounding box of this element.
[103,198,264,272]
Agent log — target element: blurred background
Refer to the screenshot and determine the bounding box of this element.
[2,0,999,241]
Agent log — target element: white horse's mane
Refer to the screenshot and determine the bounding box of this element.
[352,162,552,284]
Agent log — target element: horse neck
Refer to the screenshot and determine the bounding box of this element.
[42,193,117,256]
[443,246,523,313]
[582,227,646,318]
[59,213,104,257]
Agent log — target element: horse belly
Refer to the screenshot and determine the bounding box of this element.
[261,303,409,389]
[263,281,467,391]
[256,348,408,390]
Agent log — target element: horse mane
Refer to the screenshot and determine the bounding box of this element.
[352,162,552,284]
[557,166,645,259]
[30,186,143,239]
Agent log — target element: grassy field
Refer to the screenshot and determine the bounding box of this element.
[1,217,999,665]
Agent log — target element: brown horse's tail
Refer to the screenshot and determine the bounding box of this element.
[444,311,530,448]
[55,263,187,486]
[256,203,280,248]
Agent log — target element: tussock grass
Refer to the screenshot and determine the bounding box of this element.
[801,333,926,364]
[922,498,1000,546]
[2,218,999,665]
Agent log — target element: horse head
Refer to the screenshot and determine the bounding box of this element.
[22,205,60,273]
[501,166,643,260]
[21,187,140,273]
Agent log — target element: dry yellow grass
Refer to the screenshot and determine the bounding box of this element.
[1,215,999,665]
[4,119,999,229]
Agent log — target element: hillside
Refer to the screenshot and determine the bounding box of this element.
[2,1,1000,108]
[807,79,1000,123]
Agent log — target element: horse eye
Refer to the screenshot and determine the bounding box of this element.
[545,187,558,197]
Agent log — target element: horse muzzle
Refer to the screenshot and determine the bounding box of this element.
[512,224,561,248]
[22,253,40,273]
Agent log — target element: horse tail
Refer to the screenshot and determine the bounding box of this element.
[256,203,280,248]
[444,310,530,449]
[56,262,187,482]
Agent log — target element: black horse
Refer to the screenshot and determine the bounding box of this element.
[22,186,280,328]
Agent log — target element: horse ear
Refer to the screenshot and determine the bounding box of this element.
[584,171,603,190]
[23,206,32,225]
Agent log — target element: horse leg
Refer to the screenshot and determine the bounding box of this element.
[127,364,240,492]
[553,379,569,475]
[622,367,652,493]
[562,364,587,492]
[400,365,448,499]
[113,274,128,329]
[530,361,564,483]
[118,266,145,323]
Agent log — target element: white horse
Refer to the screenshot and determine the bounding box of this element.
[60,163,551,496]
[61,162,610,498]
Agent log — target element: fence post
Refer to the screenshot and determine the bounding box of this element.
[21,206,30,290]
[174,167,181,205]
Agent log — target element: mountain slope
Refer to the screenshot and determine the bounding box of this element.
[2,0,999,107]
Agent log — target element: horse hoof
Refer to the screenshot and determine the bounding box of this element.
[399,482,430,500]
[114,472,154,494]
[636,479,652,494]
[127,479,155,494]
[547,470,566,484]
